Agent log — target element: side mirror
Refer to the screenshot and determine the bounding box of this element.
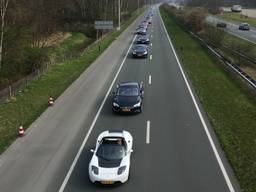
[90,149,94,153]
[140,81,143,89]
[130,149,134,153]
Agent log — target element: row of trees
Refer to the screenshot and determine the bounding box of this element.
[0,0,148,88]
[183,0,256,10]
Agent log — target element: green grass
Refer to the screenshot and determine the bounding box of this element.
[218,12,256,27]
[0,7,146,154]
[160,6,256,192]
[52,33,92,58]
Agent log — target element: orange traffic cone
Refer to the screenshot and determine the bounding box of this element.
[19,126,25,137]
[48,97,54,106]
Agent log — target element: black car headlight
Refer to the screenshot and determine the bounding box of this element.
[91,166,99,175]
[133,102,141,107]
[117,166,126,175]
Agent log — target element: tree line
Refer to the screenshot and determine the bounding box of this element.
[0,0,147,88]
[183,0,256,9]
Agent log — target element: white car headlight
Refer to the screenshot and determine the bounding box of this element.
[113,102,119,107]
[133,51,136,54]
[117,166,126,175]
[91,165,99,175]
[133,102,141,107]
[143,51,148,55]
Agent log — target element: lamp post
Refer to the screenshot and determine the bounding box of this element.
[138,0,140,13]
[117,0,121,30]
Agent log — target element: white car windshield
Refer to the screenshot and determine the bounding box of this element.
[96,138,126,160]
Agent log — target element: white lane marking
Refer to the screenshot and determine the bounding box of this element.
[148,75,152,85]
[159,8,236,192]
[151,34,153,38]
[150,55,152,60]
[151,43,153,47]
[146,121,150,144]
[0,159,3,168]
[58,35,137,192]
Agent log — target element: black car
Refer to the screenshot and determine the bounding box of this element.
[216,22,227,28]
[132,45,148,58]
[137,35,150,44]
[136,28,147,35]
[112,82,144,113]
[239,23,250,30]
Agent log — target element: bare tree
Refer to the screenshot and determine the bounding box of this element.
[0,0,9,69]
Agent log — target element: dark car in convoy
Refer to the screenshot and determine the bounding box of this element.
[136,27,147,35]
[216,22,227,28]
[136,35,150,44]
[132,45,148,58]
[112,82,144,113]
[239,23,250,30]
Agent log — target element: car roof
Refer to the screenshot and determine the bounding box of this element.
[97,130,132,142]
[134,44,147,48]
[119,82,139,87]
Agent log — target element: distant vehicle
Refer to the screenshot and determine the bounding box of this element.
[88,130,133,184]
[231,5,242,12]
[239,23,250,30]
[147,18,152,24]
[137,35,150,44]
[216,22,227,28]
[136,28,147,35]
[112,82,144,113]
[132,45,148,58]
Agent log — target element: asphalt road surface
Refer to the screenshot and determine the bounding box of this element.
[206,15,256,44]
[0,5,240,192]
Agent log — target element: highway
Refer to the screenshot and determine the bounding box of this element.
[0,5,240,192]
[206,15,256,44]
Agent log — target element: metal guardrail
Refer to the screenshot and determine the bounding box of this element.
[189,31,256,90]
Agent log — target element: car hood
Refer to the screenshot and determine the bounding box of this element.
[98,157,122,168]
[89,154,130,168]
[114,96,141,107]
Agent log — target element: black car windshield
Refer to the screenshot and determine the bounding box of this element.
[117,86,139,96]
[134,46,146,51]
[96,139,126,160]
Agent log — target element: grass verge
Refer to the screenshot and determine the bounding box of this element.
[160,5,256,192]
[0,8,145,154]
[50,33,92,61]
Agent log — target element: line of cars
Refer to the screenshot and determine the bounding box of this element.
[88,10,154,186]
[132,12,153,58]
[216,21,250,31]
[111,11,153,114]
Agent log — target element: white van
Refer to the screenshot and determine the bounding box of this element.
[231,5,242,12]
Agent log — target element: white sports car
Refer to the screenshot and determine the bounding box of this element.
[88,130,133,185]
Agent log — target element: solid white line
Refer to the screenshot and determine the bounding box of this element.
[146,121,150,144]
[58,35,137,192]
[159,8,236,192]
[148,75,152,85]
[150,55,152,60]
